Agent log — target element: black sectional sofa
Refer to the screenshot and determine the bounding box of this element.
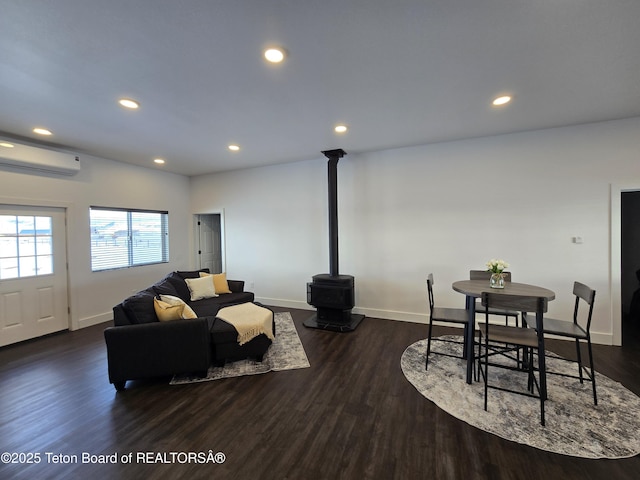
[104,269,275,391]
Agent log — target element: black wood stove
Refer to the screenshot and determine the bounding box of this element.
[304,149,365,332]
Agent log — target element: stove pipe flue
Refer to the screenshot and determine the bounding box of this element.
[322,148,345,277]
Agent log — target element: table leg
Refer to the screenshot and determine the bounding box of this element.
[537,323,548,401]
[465,295,475,384]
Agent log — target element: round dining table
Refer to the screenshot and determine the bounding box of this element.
[452,279,556,384]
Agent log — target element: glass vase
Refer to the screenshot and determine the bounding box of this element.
[490,273,505,289]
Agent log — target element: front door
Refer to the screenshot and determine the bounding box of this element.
[0,205,69,347]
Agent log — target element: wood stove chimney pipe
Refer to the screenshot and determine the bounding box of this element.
[322,149,346,277]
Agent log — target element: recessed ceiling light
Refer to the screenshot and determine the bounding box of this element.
[264,47,286,64]
[0,142,15,148]
[334,125,348,133]
[119,98,140,109]
[228,144,240,151]
[492,95,512,106]
[33,127,52,136]
[154,158,165,165]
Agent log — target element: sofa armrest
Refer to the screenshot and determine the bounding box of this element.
[112,303,131,326]
[227,280,245,293]
[103,317,212,389]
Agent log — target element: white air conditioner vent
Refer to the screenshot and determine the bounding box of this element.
[0,139,80,176]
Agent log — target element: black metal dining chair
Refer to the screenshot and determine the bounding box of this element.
[425,273,479,376]
[470,270,519,326]
[524,281,597,405]
[479,292,548,426]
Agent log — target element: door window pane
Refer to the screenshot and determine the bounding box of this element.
[36,237,53,256]
[19,256,37,277]
[37,255,53,275]
[0,236,17,257]
[35,216,52,233]
[0,214,55,279]
[0,257,19,279]
[18,216,35,235]
[19,238,36,257]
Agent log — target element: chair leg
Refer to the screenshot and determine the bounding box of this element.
[575,338,584,384]
[587,337,598,405]
[462,324,469,359]
[425,319,434,371]
[473,331,481,382]
[526,349,534,393]
[537,341,547,426]
[540,388,546,426]
[483,335,489,411]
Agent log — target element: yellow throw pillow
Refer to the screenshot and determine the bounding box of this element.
[199,271,232,294]
[182,304,197,319]
[154,297,184,321]
[159,294,197,319]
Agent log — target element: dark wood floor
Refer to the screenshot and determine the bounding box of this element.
[1,307,639,480]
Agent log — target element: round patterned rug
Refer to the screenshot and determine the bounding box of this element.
[401,336,640,459]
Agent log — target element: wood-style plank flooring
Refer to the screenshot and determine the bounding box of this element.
[1,307,639,480]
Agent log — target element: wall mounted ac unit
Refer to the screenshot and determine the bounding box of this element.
[0,139,80,176]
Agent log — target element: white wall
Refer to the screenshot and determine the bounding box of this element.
[0,153,192,330]
[4,117,637,341]
[191,117,640,345]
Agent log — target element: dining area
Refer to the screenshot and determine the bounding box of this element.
[401,261,640,459]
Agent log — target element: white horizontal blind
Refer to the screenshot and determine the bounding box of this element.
[90,207,168,271]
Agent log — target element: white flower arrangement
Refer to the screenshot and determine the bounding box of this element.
[486,258,509,274]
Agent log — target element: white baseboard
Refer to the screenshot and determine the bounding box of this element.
[255,296,429,324]
[353,306,428,324]
[75,300,615,346]
[75,312,112,331]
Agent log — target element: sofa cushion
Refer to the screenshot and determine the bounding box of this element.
[176,268,210,279]
[188,291,255,318]
[164,271,191,302]
[152,274,180,297]
[121,289,157,324]
[227,279,245,293]
[189,297,223,318]
[185,276,218,301]
[210,317,240,344]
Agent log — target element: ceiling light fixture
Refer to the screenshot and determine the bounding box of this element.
[264,47,286,64]
[0,142,15,148]
[118,98,140,109]
[492,95,512,106]
[228,144,240,152]
[334,125,348,133]
[33,127,52,136]
[153,158,165,165]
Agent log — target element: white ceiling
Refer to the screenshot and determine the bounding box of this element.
[2,0,640,176]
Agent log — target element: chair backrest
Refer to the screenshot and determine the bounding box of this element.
[482,292,547,340]
[426,273,435,314]
[481,293,547,315]
[470,270,512,282]
[572,281,596,332]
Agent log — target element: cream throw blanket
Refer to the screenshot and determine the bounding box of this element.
[216,303,275,345]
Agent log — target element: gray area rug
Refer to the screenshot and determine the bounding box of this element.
[401,336,640,459]
[171,312,309,384]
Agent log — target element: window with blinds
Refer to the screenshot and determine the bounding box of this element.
[90,207,169,271]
